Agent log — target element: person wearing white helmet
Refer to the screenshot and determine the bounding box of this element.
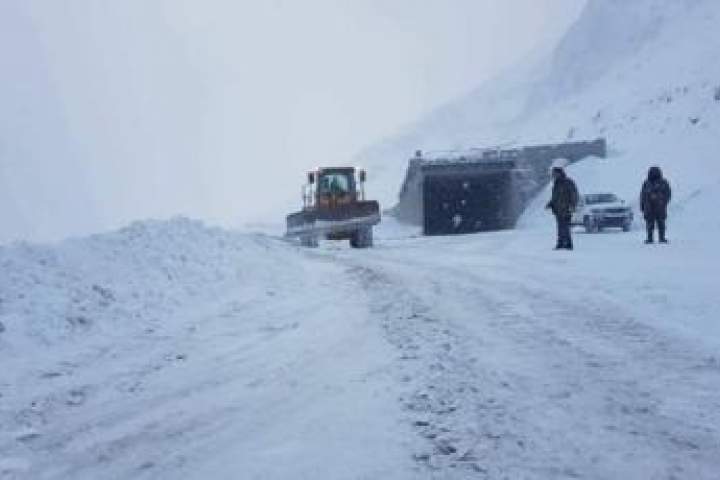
[545,159,579,250]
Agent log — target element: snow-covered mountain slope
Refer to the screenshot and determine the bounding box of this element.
[359,0,720,227]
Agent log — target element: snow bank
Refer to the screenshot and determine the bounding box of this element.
[0,217,283,352]
[0,217,413,480]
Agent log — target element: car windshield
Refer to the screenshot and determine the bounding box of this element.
[318,173,351,195]
[584,193,618,204]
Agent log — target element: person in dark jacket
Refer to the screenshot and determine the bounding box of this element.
[546,165,579,250]
[640,166,672,243]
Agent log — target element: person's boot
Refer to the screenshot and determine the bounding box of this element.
[659,224,668,243]
[645,227,654,244]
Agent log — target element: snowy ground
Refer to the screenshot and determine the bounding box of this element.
[1,216,719,479]
[0,219,413,479]
[2,1,719,478]
[341,220,720,478]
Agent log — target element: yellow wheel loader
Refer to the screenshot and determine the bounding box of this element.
[286,167,380,248]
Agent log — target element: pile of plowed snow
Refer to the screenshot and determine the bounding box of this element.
[0,217,289,352]
[0,217,409,480]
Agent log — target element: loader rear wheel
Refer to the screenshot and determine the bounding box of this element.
[300,235,319,248]
[350,226,373,249]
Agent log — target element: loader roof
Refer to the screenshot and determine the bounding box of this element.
[318,167,356,174]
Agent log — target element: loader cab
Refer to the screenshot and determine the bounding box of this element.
[312,168,358,208]
[317,170,354,197]
[302,167,369,210]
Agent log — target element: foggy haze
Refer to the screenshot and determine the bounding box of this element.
[0,0,584,243]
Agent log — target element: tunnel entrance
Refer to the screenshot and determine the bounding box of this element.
[423,171,515,235]
[394,138,607,236]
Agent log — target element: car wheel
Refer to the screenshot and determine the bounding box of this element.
[583,216,596,233]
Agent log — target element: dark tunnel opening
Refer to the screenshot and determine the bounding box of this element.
[422,172,516,235]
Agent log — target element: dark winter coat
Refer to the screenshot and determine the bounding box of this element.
[547,172,579,217]
[640,167,671,220]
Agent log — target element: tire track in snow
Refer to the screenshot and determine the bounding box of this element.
[334,245,720,479]
[345,263,520,477]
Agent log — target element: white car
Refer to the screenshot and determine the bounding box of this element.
[572,193,634,233]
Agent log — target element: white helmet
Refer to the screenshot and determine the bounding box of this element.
[550,158,570,170]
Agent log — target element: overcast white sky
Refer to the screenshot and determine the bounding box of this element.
[0,0,585,242]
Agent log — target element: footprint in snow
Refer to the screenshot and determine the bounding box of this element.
[65,388,87,407]
[138,461,155,471]
[259,322,300,335]
[15,429,42,443]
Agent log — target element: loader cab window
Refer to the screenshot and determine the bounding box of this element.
[318,173,352,195]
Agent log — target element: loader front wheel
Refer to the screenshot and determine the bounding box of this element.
[350,227,373,249]
[300,235,319,248]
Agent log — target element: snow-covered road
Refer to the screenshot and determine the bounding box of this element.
[2,219,719,479]
[327,225,720,478]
